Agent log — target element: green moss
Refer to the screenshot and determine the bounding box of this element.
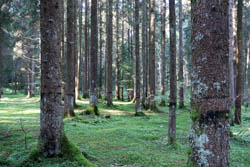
[60,135,97,167]
[85,105,100,116]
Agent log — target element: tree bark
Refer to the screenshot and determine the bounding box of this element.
[64,0,76,117]
[188,1,230,166]
[39,0,64,156]
[178,0,184,109]
[83,0,89,98]
[98,1,103,99]
[61,0,65,101]
[229,0,235,123]
[148,0,156,111]
[106,0,113,106]
[141,0,147,107]
[135,0,143,116]
[235,0,243,124]
[168,0,177,144]
[115,0,120,100]
[160,0,166,106]
[89,0,98,106]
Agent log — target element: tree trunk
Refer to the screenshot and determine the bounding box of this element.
[235,0,243,124]
[188,1,230,166]
[73,0,78,105]
[98,1,103,99]
[64,0,76,117]
[61,0,65,101]
[148,0,156,112]
[106,0,113,106]
[168,0,177,144]
[115,0,120,100]
[39,0,64,156]
[229,0,235,124]
[141,0,147,107]
[76,0,83,100]
[135,0,143,116]
[89,0,98,106]
[160,0,166,106]
[178,0,184,109]
[83,0,89,98]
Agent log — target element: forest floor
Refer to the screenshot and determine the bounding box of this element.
[0,92,250,167]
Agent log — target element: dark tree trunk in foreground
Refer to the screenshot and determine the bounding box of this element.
[160,0,166,106]
[89,0,98,106]
[178,0,184,109]
[188,1,230,166]
[148,0,157,111]
[64,0,75,117]
[106,0,113,106]
[40,0,64,156]
[83,0,89,98]
[74,0,79,103]
[168,0,177,144]
[235,0,243,124]
[135,0,143,116]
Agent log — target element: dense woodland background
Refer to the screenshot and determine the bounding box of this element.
[0,0,250,166]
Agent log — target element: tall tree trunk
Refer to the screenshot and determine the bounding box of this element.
[61,0,65,101]
[243,15,249,107]
[76,0,83,100]
[178,0,184,109]
[148,0,157,112]
[235,0,243,124]
[73,0,78,105]
[160,0,166,106]
[135,0,143,116]
[247,38,250,107]
[98,1,103,99]
[141,0,147,107]
[89,0,98,106]
[83,0,89,98]
[106,0,113,106]
[40,0,64,156]
[115,0,120,100]
[188,1,230,166]
[168,0,177,144]
[229,0,235,123]
[64,0,76,117]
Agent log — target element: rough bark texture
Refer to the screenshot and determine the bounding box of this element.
[106,0,113,106]
[83,0,89,98]
[229,0,235,123]
[76,0,83,100]
[148,0,156,111]
[115,0,120,100]
[160,0,166,106]
[89,0,98,106]
[40,0,64,156]
[135,0,142,115]
[235,0,243,124]
[188,1,230,166]
[74,0,79,103]
[98,1,103,99]
[61,0,65,101]
[168,0,177,144]
[64,0,75,117]
[141,0,147,107]
[178,0,184,109]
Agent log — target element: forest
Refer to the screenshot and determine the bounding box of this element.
[0,0,249,166]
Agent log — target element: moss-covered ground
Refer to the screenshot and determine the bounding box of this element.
[0,92,250,167]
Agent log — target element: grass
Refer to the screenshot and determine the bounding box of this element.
[0,92,250,167]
